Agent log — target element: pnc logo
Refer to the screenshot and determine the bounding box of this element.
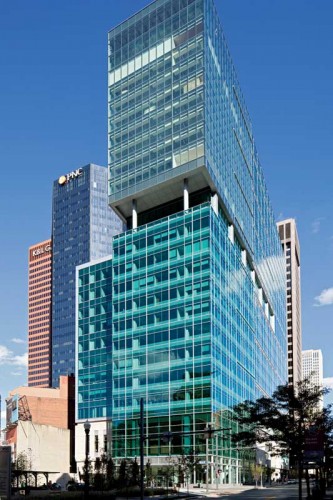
[58,168,83,185]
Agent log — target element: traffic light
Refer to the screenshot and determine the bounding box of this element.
[161,431,173,443]
[204,424,214,439]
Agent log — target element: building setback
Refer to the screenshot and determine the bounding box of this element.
[277,219,302,386]
[28,240,52,387]
[52,164,123,387]
[108,0,287,479]
[76,0,287,485]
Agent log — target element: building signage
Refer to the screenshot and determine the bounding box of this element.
[32,244,52,257]
[58,168,83,185]
[304,426,324,461]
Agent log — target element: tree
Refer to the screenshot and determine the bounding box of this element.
[94,456,105,490]
[103,455,116,490]
[249,463,264,488]
[118,459,129,488]
[15,451,29,472]
[232,379,332,500]
[145,460,155,488]
[129,458,140,486]
[12,451,30,489]
[172,448,203,491]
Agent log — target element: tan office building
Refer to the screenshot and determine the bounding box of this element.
[277,219,302,386]
[28,239,52,387]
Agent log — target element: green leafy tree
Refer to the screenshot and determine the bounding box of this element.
[249,463,264,488]
[172,449,202,490]
[232,379,332,499]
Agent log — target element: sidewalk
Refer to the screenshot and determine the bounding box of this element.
[178,484,255,497]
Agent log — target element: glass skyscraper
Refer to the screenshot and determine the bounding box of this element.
[52,163,123,387]
[76,256,113,421]
[77,0,288,484]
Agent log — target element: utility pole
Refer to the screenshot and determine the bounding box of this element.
[140,398,145,500]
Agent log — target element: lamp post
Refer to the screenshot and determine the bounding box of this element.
[204,425,214,493]
[84,420,91,499]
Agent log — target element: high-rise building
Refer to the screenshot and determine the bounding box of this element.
[104,0,287,483]
[302,349,324,409]
[28,240,52,387]
[52,164,123,387]
[277,219,302,386]
[75,256,113,471]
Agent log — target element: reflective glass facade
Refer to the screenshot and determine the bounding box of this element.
[111,204,286,469]
[104,0,287,481]
[52,164,123,387]
[108,0,205,219]
[76,257,113,420]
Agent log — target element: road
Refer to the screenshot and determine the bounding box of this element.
[215,483,315,499]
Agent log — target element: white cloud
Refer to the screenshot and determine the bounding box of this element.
[11,338,26,344]
[314,287,333,307]
[13,353,28,367]
[311,217,325,234]
[323,377,333,389]
[0,345,28,367]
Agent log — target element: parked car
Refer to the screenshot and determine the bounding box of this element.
[67,481,84,491]
[51,483,62,490]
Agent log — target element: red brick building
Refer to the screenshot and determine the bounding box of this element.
[5,376,76,480]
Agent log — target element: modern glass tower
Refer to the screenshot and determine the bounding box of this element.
[106,0,286,483]
[52,163,123,387]
[76,256,113,421]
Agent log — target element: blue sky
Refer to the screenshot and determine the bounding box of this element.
[0,0,333,417]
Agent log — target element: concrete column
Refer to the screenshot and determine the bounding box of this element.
[241,249,247,267]
[211,192,218,215]
[132,199,137,229]
[265,302,269,319]
[258,288,263,305]
[270,314,275,332]
[184,178,189,210]
[251,270,256,284]
[228,224,234,244]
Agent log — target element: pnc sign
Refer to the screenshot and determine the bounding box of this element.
[32,244,52,257]
[58,168,83,186]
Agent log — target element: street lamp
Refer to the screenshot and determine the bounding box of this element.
[204,425,214,493]
[84,420,91,499]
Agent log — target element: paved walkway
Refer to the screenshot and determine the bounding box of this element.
[178,484,256,496]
